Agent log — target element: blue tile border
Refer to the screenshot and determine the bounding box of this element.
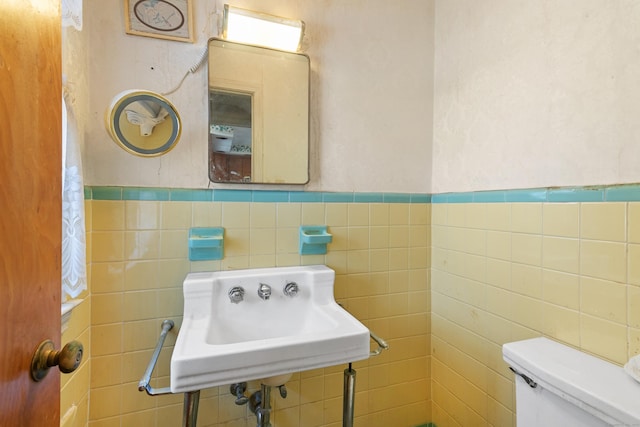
[446,192,473,203]
[251,191,290,203]
[90,186,122,200]
[430,193,448,204]
[212,189,252,202]
[547,187,604,202]
[383,193,412,203]
[411,193,432,203]
[289,191,323,203]
[323,192,354,203]
[87,187,426,203]
[86,183,640,203]
[170,188,213,202]
[123,187,169,201]
[505,188,547,202]
[354,192,384,203]
[472,190,505,203]
[432,183,640,203]
[605,184,640,201]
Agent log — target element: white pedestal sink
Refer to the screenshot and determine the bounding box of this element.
[170,265,370,393]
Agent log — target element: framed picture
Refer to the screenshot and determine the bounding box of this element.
[125,0,194,43]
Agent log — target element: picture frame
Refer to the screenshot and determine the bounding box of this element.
[124,0,194,43]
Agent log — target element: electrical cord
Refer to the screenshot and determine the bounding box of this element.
[161,47,208,96]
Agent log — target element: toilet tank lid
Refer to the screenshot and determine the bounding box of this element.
[503,337,640,425]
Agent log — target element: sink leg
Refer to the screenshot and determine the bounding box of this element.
[182,390,200,427]
[252,384,272,427]
[343,365,356,427]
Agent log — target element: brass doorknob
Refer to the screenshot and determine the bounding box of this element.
[30,339,83,382]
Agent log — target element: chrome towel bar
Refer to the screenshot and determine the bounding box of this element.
[138,319,200,427]
[369,330,389,356]
[138,319,174,396]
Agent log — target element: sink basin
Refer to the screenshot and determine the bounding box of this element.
[170,265,370,393]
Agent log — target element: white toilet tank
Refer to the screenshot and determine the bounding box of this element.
[503,337,640,427]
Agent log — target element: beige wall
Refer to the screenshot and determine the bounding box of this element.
[432,0,640,194]
[84,1,434,193]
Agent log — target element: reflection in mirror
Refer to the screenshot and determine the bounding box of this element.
[208,38,309,184]
[210,90,253,182]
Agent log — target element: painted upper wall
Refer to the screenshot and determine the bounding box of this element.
[432,0,640,194]
[84,1,434,193]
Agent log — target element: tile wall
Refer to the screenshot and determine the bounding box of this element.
[60,184,640,427]
[430,190,640,426]
[60,298,91,427]
[83,188,431,427]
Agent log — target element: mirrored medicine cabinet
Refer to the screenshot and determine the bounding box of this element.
[208,38,310,184]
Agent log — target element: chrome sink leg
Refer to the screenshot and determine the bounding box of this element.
[343,365,356,427]
[256,384,272,427]
[182,390,200,427]
[250,384,273,427]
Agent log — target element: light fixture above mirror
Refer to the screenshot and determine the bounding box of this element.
[221,4,305,52]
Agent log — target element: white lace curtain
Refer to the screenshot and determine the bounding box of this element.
[62,0,82,30]
[62,94,87,299]
[61,0,85,299]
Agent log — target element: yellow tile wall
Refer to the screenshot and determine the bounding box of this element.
[60,298,91,427]
[431,202,639,427]
[71,196,638,427]
[87,199,431,427]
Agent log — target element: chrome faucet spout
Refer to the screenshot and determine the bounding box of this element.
[258,283,271,300]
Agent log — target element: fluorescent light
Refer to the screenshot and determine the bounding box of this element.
[222,4,305,52]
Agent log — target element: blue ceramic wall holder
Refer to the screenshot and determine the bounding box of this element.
[189,227,224,261]
[299,226,332,255]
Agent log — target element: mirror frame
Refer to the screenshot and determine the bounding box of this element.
[207,37,310,185]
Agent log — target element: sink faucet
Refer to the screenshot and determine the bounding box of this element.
[228,286,245,304]
[258,283,271,300]
[284,281,299,297]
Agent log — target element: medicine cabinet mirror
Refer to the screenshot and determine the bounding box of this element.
[208,38,310,184]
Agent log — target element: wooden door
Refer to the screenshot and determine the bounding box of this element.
[0,1,62,426]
